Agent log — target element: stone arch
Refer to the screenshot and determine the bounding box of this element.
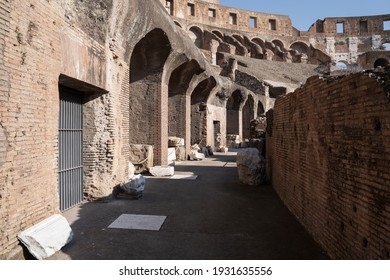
[191,77,217,145]
[336,61,348,70]
[374,58,389,68]
[174,21,183,28]
[226,89,245,137]
[168,60,203,148]
[242,94,255,140]
[381,42,390,50]
[232,34,245,45]
[212,30,224,40]
[290,41,309,54]
[129,28,172,165]
[251,37,265,48]
[272,39,285,49]
[257,101,265,116]
[188,26,203,48]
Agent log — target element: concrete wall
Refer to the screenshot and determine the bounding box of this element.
[266,70,390,259]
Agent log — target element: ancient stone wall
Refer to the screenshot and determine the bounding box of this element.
[0,0,63,258]
[161,1,390,68]
[160,0,293,36]
[266,70,390,259]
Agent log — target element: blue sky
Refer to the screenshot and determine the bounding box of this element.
[219,0,390,31]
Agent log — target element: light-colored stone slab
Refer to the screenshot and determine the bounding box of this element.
[17,214,73,260]
[168,147,176,162]
[121,174,145,196]
[149,166,174,177]
[108,214,167,231]
[170,174,198,180]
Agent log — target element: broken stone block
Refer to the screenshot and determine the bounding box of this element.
[149,166,174,177]
[129,144,154,174]
[189,144,205,160]
[17,214,73,260]
[168,147,176,162]
[175,146,186,161]
[121,174,145,199]
[219,146,228,153]
[168,137,184,147]
[236,148,265,186]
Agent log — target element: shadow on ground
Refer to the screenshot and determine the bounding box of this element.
[49,152,328,260]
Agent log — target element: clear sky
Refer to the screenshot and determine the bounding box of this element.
[219,0,390,31]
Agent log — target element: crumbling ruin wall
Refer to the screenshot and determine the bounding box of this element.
[266,70,390,259]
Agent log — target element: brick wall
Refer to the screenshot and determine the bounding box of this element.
[0,0,63,258]
[266,70,390,259]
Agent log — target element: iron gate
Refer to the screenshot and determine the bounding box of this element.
[58,86,83,211]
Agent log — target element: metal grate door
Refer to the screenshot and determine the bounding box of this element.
[58,87,83,211]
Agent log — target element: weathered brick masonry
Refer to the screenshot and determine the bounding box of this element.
[266,70,390,259]
[0,0,63,258]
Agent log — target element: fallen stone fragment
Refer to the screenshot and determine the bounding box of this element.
[149,166,174,177]
[121,174,145,199]
[189,144,205,160]
[17,214,73,260]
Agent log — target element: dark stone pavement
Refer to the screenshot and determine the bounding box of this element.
[49,152,328,260]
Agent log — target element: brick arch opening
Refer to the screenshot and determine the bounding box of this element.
[374,58,389,68]
[336,61,348,70]
[242,94,255,140]
[382,42,390,50]
[272,39,285,50]
[226,90,245,136]
[232,34,245,45]
[257,101,265,116]
[212,30,224,39]
[129,28,172,165]
[252,37,265,48]
[189,26,203,48]
[191,77,217,145]
[290,41,309,54]
[168,60,203,146]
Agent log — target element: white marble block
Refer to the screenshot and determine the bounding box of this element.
[18,214,73,260]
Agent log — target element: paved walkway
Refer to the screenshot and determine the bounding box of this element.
[50,152,328,260]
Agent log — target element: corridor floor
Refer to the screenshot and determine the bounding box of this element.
[49,151,329,260]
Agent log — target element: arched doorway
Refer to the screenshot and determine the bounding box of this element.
[129,29,171,165]
[257,101,265,116]
[242,95,255,140]
[189,26,203,49]
[226,90,244,137]
[374,58,389,68]
[191,77,217,145]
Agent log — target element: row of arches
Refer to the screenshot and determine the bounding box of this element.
[129,28,266,165]
[179,23,325,64]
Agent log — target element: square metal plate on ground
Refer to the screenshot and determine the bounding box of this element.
[108,214,167,231]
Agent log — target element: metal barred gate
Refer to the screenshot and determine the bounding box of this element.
[58,86,83,211]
